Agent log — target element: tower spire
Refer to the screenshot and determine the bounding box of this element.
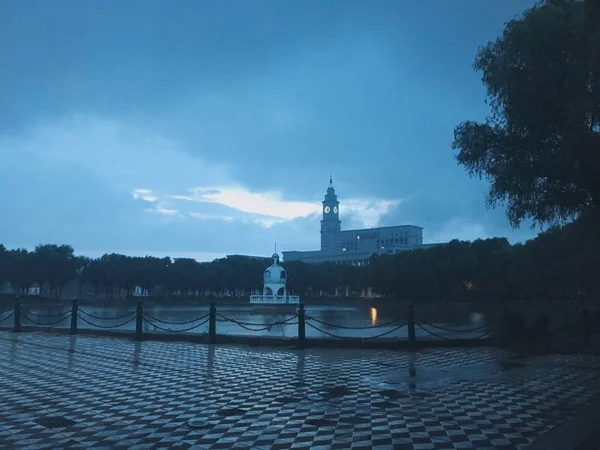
[329,174,333,186]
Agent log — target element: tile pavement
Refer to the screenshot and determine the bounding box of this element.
[1,331,600,449]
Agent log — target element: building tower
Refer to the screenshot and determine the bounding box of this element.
[320,176,341,253]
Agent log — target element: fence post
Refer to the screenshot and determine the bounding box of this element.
[13,298,21,332]
[298,303,306,347]
[70,299,78,334]
[208,302,216,344]
[135,301,143,341]
[407,304,416,343]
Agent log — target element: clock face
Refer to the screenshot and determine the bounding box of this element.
[324,206,331,214]
[333,206,338,213]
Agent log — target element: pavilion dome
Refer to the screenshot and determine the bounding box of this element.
[263,253,287,283]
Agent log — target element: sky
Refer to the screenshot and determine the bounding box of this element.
[0,0,539,261]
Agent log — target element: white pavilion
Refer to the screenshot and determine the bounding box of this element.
[249,253,300,305]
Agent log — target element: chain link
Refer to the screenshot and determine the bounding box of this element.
[217,320,281,332]
[216,314,298,331]
[79,309,136,321]
[415,323,492,340]
[21,311,72,326]
[305,322,355,339]
[77,313,136,329]
[143,312,209,325]
[21,308,72,319]
[216,313,297,327]
[305,315,406,330]
[0,311,14,322]
[415,317,489,333]
[143,317,210,333]
[306,321,407,340]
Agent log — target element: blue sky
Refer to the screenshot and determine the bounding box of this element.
[0,0,538,261]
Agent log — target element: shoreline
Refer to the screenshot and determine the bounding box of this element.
[2,295,597,309]
[0,296,504,313]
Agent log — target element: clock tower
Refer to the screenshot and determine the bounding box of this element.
[321,176,341,252]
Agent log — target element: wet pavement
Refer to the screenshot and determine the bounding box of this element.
[1,331,600,449]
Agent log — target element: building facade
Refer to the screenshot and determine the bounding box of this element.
[283,178,429,265]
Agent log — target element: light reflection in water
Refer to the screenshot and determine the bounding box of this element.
[370,307,378,326]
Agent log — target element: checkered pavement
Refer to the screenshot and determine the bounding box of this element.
[1,331,600,449]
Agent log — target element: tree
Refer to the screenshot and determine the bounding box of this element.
[34,244,78,298]
[7,248,35,295]
[75,256,92,298]
[453,0,600,228]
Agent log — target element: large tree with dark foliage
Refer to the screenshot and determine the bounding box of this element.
[453,0,600,227]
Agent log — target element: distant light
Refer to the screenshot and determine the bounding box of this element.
[356,236,360,240]
[370,307,378,326]
[342,248,346,252]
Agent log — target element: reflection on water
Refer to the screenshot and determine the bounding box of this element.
[296,349,306,383]
[408,352,417,393]
[19,304,487,340]
[469,312,485,325]
[132,341,142,369]
[206,344,215,379]
[370,307,378,326]
[68,335,76,370]
[10,336,18,360]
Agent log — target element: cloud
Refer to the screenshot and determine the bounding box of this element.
[9,114,232,194]
[132,184,402,231]
[11,114,398,232]
[180,186,321,219]
[189,212,234,222]
[146,206,179,216]
[249,217,288,229]
[132,189,158,202]
[342,198,401,228]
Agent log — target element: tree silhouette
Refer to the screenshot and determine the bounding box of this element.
[453,0,600,227]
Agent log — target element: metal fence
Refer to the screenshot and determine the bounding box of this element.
[0,300,498,346]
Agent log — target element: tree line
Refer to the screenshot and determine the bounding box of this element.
[1,215,599,302]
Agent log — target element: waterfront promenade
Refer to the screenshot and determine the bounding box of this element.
[1,331,600,449]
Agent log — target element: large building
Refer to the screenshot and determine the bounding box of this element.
[283,178,430,265]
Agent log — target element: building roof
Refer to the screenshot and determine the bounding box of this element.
[226,254,271,260]
[342,224,423,233]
